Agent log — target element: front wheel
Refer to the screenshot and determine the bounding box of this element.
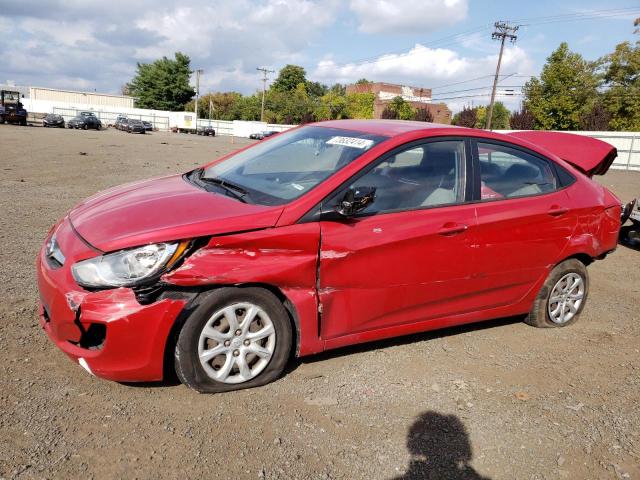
[526,259,589,328]
[174,287,292,393]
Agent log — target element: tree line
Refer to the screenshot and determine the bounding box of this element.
[456,26,640,131]
[126,23,639,131]
[127,60,438,124]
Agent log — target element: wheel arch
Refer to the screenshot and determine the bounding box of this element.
[161,283,301,381]
[557,252,594,268]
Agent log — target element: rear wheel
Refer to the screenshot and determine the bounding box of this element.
[525,259,589,328]
[174,287,292,393]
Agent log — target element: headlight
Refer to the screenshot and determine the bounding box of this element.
[72,241,190,288]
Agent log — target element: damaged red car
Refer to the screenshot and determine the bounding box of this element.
[37,120,621,393]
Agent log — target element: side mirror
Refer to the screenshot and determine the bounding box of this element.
[336,186,376,217]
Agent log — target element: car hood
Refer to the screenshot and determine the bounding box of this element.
[69,174,283,252]
[507,131,617,176]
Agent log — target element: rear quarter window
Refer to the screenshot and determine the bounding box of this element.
[477,142,559,200]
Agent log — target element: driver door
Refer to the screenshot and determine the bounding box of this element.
[317,139,479,343]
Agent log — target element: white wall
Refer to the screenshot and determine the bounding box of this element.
[30,87,134,109]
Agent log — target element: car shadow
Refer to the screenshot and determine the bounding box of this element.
[290,315,523,371]
[121,315,523,389]
[392,411,491,480]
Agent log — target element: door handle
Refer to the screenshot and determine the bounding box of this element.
[437,222,468,236]
[548,206,569,216]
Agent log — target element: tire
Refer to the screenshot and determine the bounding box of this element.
[525,259,589,328]
[174,287,292,393]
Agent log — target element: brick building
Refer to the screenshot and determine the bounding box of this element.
[346,82,451,124]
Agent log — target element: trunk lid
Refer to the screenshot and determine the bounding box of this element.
[507,131,617,176]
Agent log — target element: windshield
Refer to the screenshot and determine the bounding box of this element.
[202,126,387,205]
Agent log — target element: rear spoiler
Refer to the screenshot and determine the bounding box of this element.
[506,131,617,176]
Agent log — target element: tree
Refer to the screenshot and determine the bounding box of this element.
[355,78,372,85]
[387,96,416,120]
[127,52,195,111]
[414,108,434,122]
[579,102,611,131]
[314,91,347,120]
[271,65,307,92]
[306,81,328,98]
[345,92,375,119]
[600,40,640,131]
[185,92,242,120]
[510,107,535,130]
[475,102,510,129]
[452,107,477,128]
[234,94,262,121]
[522,43,599,130]
[381,106,397,119]
[329,83,346,95]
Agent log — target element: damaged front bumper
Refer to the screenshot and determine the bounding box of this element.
[36,218,187,382]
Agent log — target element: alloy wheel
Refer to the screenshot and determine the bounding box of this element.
[197,303,276,384]
[547,272,585,324]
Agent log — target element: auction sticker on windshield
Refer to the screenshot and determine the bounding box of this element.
[327,136,374,149]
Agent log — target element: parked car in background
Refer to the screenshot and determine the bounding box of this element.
[142,121,153,132]
[125,119,146,134]
[114,118,129,130]
[36,120,621,393]
[67,113,102,130]
[42,113,65,128]
[197,126,216,136]
[249,130,278,140]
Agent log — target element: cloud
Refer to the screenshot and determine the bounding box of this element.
[312,43,535,112]
[349,0,468,34]
[0,0,339,94]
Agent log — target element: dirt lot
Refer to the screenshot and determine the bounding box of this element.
[0,125,639,480]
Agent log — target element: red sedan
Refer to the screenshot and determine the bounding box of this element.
[36,120,621,392]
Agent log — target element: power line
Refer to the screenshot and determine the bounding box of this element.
[431,85,524,96]
[511,7,640,25]
[432,92,523,101]
[324,7,639,71]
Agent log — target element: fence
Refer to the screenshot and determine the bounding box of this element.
[52,107,170,131]
[583,133,639,171]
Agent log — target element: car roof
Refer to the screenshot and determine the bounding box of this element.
[310,120,578,166]
[314,119,468,136]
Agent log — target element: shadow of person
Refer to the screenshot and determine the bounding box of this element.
[393,411,491,480]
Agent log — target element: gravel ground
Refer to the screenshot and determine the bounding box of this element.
[1,125,639,480]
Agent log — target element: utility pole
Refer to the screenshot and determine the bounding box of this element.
[194,69,203,131]
[486,21,518,130]
[256,67,275,122]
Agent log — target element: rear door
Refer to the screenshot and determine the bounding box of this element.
[472,140,576,307]
[317,138,480,342]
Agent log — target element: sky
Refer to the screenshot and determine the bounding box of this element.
[0,0,639,112]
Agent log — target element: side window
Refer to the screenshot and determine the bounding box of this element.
[345,140,466,214]
[478,142,558,200]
